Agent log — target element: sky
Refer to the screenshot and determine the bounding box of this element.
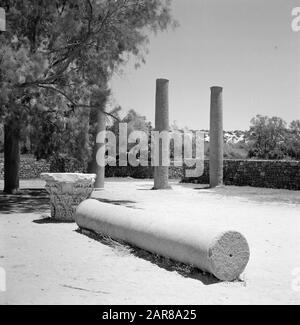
[110,0,300,131]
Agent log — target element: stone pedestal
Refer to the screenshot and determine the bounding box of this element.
[41,173,96,221]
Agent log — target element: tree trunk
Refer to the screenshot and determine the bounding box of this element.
[87,108,106,189]
[87,86,110,188]
[87,148,97,174]
[4,124,20,194]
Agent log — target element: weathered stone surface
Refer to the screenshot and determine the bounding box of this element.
[182,159,300,190]
[210,87,224,188]
[0,7,6,32]
[41,173,96,221]
[1,158,299,191]
[94,109,106,189]
[76,199,250,281]
[154,78,171,190]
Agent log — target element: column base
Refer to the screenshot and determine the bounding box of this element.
[152,185,172,191]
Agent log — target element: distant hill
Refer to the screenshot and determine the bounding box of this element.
[200,130,247,144]
[198,130,249,159]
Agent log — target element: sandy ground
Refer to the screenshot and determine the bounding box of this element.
[0,178,300,305]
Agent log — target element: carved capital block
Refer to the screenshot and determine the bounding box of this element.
[41,173,96,221]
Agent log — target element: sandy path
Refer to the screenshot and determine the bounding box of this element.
[0,179,299,304]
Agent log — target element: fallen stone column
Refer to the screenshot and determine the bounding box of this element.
[76,199,250,281]
[41,173,96,221]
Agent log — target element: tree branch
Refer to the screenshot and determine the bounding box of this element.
[36,84,120,121]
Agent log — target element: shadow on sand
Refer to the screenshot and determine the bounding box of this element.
[0,189,50,214]
[92,198,139,209]
[178,182,300,205]
[76,228,221,286]
[32,217,75,224]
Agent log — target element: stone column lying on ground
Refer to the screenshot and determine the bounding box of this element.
[76,199,250,281]
[41,173,96,221]
[210,86,224,188]
[154,78,171,190]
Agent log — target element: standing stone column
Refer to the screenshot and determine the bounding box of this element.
[153,79,171,190]
[94,109,106,189]
[210,86,224,188]
[0,7,6,32]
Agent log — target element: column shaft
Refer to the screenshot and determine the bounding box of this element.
[94,109,106,189]
[154,79,170,190]
[209,87,224,188]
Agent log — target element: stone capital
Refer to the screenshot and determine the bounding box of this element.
[41,173,96,221]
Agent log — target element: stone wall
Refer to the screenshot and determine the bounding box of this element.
[106,165,183,180]
[0,157,50,179]
[182,159,300,191]
[1,157,299,190]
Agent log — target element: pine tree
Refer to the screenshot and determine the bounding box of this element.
[0,0,177,193]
